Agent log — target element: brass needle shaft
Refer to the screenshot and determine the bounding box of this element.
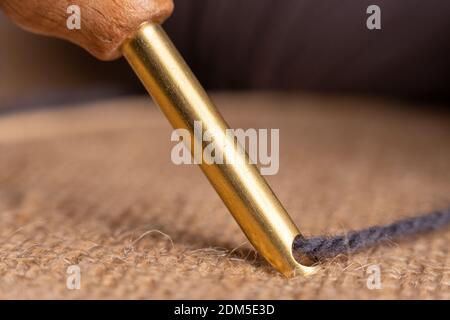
[122,23,318,277]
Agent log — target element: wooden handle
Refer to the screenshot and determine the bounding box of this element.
[0,0,174,60]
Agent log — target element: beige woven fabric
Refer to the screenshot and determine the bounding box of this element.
[0,93,449,299]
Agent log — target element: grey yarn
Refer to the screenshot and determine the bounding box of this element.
[293,209,450,260]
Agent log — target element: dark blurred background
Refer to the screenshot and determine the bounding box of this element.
[1,0,449,110]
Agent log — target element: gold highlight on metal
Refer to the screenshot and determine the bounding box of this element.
[122,23,318,277]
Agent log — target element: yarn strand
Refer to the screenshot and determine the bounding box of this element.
[293,209,450,260]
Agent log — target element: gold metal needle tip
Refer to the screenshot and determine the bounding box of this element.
[122,23,319,277]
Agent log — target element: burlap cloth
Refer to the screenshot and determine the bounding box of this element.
[0,93,449,299]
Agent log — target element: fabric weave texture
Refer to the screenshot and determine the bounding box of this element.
[0,93,449,299]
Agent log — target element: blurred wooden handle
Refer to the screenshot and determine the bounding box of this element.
[0,0,174,60]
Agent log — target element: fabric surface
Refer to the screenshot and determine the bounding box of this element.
[0,93,449,299]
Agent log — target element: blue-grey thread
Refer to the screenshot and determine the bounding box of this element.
[293,209,450,260]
